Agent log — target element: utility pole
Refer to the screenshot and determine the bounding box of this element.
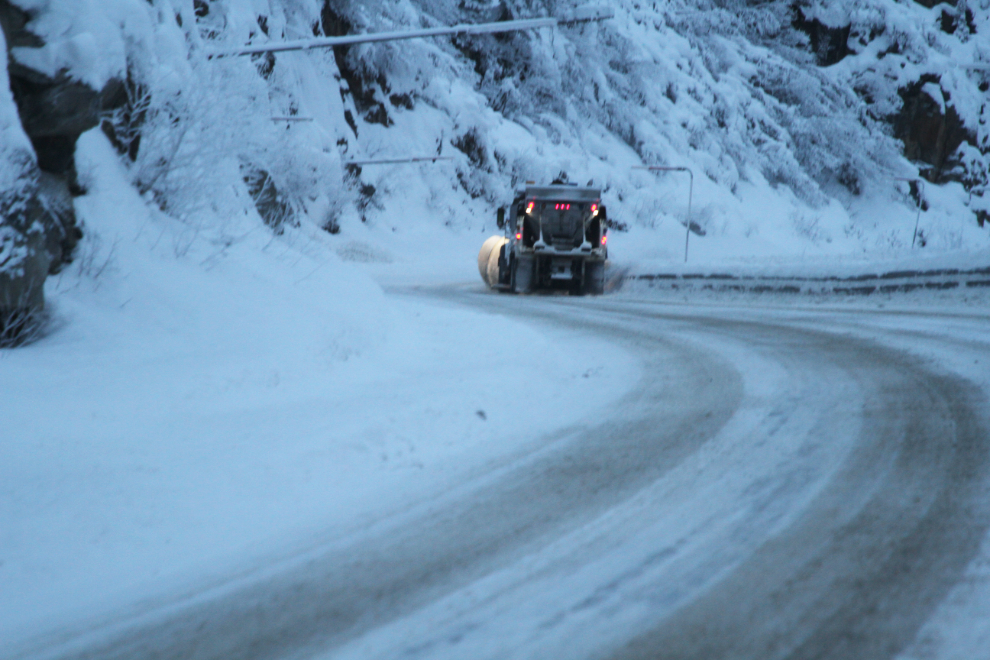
[894,177,926,248]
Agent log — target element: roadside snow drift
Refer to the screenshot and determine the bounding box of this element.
[0,128,639,648]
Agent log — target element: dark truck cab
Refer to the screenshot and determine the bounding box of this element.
[480,184,608,294]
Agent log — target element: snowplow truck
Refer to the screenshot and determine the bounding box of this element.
[478,184,608,295]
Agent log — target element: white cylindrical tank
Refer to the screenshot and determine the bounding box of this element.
[478,236,508,288]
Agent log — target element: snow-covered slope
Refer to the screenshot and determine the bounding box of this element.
[7,0,985,269]
[1,110,639,649]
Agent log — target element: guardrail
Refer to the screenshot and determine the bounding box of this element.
[629,265,990,295]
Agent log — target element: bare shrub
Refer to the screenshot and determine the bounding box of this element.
[102,56,279,232]
[0,297,47,348]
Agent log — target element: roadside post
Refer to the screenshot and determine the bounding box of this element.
[635,166,694,263]
[894,177,925,248]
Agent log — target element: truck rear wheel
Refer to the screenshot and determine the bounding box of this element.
[511,255,534,293]
[584,261,605,295]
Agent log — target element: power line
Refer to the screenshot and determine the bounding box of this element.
[346,156,454,166]
[209,8,613,58]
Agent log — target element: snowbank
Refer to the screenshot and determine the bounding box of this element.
[0,128,639,649]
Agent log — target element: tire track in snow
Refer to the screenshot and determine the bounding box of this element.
[20,291,990,660]
[18,291,742,660]
[590,300,990,660]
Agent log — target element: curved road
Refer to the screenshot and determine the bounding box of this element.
[19,288,990,660]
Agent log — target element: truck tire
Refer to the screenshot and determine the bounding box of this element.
[570,261,586,296]
[584,261,605,295]
[511,255,534,293]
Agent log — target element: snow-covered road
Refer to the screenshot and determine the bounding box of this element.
[12,288,990,660]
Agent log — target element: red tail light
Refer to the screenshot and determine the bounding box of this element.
[601,234,608,246]
[515,232,522,240]
[526,201,535,214]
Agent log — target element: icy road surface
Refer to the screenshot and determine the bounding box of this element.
[12,287,990,660]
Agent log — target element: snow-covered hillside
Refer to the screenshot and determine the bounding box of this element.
[5,0,988,283]
[121,0,990,259]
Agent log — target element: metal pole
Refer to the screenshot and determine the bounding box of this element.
[346,156,453,166]
[685,169,693,263]
[210,8,613,58]
[895,177,925,248]
[634,166,695,262]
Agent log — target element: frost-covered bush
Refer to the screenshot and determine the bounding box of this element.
[111,56,275,222]
[355,0,982,245]
[794,0,990,184]
[497,0,904,199]
[102,24,322,237]
[320,0,908,211]
[14,0,347,241]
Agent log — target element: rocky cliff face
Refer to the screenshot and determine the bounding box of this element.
[792,0,988,212]
[893,75,972,182]
[0,0,124,343]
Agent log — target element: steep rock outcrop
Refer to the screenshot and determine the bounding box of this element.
[893,76,971,182]
[1,0,89,270]
[793,0,987,207]
[792,7,852,67]
[0,0,123,343]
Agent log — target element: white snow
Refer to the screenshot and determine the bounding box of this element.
[323,317,870,660]
[0,128,639,648]
[10,0,151,90]
[2,0,990,655]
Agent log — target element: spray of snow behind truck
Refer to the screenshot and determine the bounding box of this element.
[478,183,608,295]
